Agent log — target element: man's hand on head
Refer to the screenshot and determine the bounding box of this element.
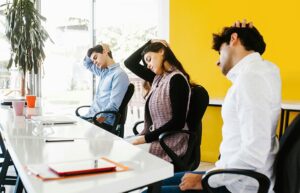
[99,43,111,52]
[232,19,253,28]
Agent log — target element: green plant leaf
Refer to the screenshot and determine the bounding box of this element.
[5,0,51,75]
[7,57,13,69]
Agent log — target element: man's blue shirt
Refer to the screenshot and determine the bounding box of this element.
[83,56,129,125]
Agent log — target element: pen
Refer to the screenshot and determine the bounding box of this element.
[45,139,75,143]
[42,122,75,125]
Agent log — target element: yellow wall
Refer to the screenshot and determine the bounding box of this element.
[170,0,300,162]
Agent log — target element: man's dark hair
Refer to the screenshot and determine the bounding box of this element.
[212,25,266,55]
[87,45,113,59]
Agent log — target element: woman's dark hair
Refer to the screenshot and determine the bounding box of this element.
[87,45,113,59]
[142,42,193,86]
[212,25,266,55]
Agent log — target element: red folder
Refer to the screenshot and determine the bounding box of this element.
[48,158,116,176]
[26,157,129,181]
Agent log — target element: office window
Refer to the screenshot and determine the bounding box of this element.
[94,0,159,63]
[0,0,16,97]
[94,0,163,132]
[40,0,168,120]
[41,0,93,113]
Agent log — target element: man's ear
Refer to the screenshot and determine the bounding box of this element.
[230,33,239,46]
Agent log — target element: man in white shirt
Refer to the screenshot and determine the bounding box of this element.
[155,20,281,193]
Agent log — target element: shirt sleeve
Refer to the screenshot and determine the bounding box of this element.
[208,72,277,187]
[145,74,190,142]
[83,56,103,76]
[124,41,155,83]
[102,71,130,112]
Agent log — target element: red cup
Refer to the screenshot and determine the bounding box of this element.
[26,95,36,108]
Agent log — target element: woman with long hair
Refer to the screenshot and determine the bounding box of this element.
[124,40,193,162]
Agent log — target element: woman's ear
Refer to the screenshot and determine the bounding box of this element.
[158,48,165,56]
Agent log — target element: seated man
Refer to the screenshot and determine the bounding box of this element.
[82,43,129,125]
[153,20,281,193]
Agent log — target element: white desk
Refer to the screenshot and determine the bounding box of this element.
[0,107,173,193]
[208,98,300,139]
[278,101,300,138]
[209,98,223,107]
[281,101,300,110]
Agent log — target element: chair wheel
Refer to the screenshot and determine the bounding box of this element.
[0,186,6,193]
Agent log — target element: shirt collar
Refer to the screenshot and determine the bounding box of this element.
[107,63,119,70]
[226,52,262,82]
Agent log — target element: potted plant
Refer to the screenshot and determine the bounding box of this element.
[1,0,51,96]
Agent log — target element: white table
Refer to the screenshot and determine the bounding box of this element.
[0,106,173,193]
[278,101,300,138]
[207,98,300,139]
[208,98,223,107]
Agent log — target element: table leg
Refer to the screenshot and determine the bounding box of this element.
[278,109,285,139]
[13,177,23,193]
[284,110,290,132]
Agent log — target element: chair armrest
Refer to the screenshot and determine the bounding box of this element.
[133,121,144,135]
[93,110,119,117]
[202,169,270,193]
[75,105,91,116]
[159,130,196,171]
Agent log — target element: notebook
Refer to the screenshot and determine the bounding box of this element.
[48,158,116,176]
[31,115,77,125]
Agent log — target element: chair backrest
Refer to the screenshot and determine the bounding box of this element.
[273,114,300,193]
[91,83,134,138]
[118,83,135,125]
[184,85,209,170]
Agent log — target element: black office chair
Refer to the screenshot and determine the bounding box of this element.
[133,85,209,172]
[202,114,300,193]
[76,83,135,138]
[159,85,209,172]
[273,114,300,193]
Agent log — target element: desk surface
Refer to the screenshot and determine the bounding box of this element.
[209,98,223,106]
[0,107,173,193]
[209,99,300,111]
[281,100,300,111]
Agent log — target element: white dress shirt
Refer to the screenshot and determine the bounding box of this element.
[208,52,281,193]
